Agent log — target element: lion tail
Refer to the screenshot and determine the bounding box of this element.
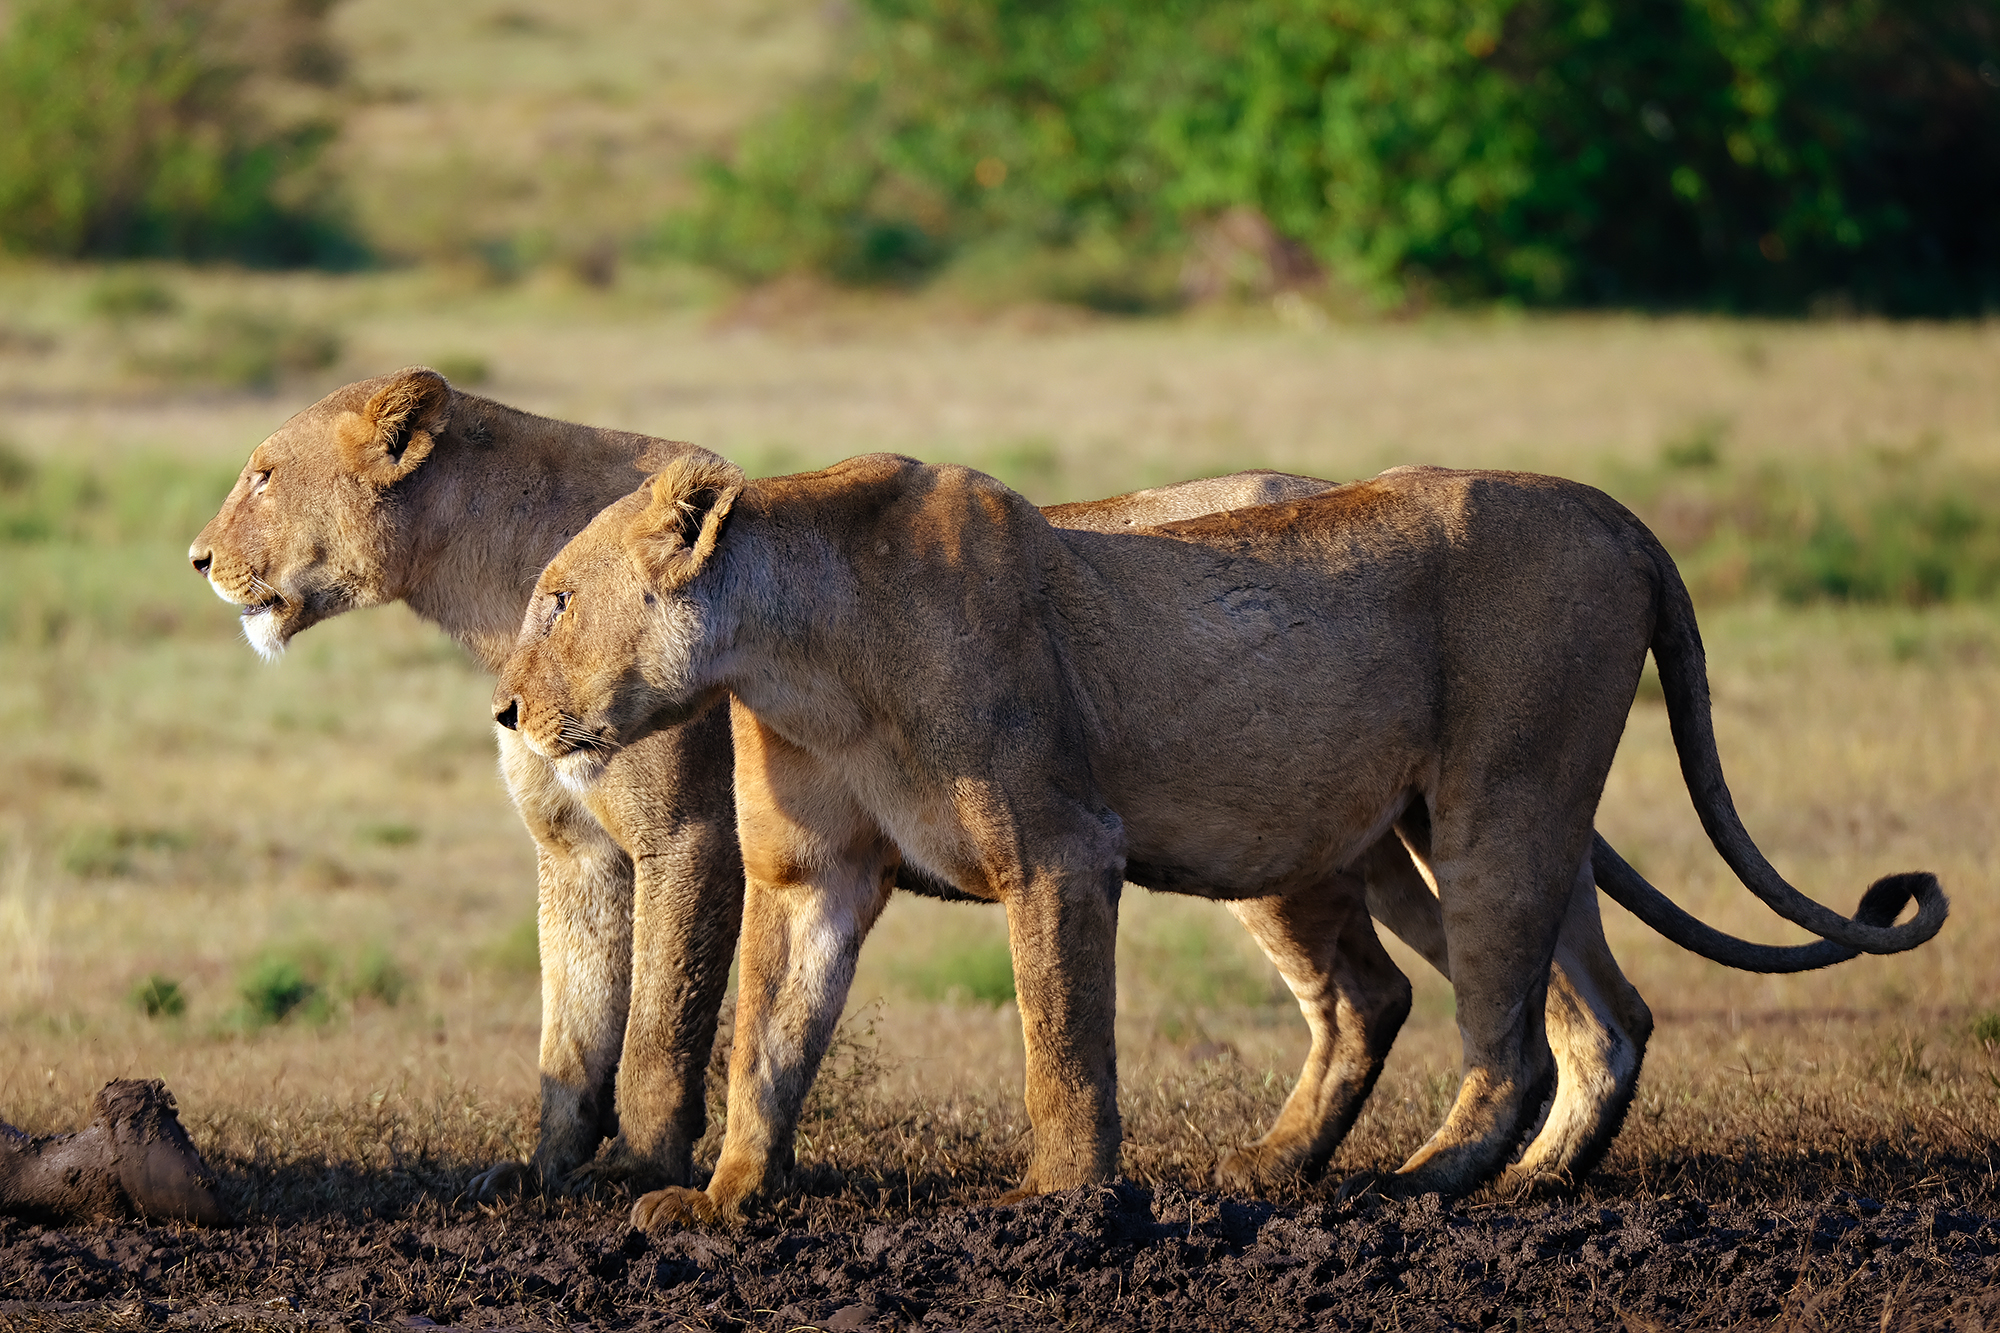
[1591,834,1931,972]
[1639,526,1947,956]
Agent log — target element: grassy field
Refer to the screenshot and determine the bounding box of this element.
[0,262,1996,1219]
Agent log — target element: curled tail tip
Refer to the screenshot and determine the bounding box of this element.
[1854,870,1948,950]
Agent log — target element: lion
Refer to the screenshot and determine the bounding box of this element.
[183,369,1471,1197]
[493,452,1944,1223]
[191,368,1863,1205]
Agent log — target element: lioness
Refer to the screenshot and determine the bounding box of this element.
[495,453,1944,1220]
[191,369,1870,1203]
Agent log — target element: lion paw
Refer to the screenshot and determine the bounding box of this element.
[631,1186,720,1233]
[468,1160,533,1203]
[1330,1169,1389,1208]
[1213,1145,1304,1196]
[570,1136,689,1196]
[1492,1163,1571,1199]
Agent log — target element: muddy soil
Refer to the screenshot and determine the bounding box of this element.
[0,1179,1995,1331]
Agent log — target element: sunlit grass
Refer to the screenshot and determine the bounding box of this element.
[0,270,1993,1218]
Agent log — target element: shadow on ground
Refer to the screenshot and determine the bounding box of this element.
[1,1163,1996,1331]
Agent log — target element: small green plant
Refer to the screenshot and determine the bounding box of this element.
[130,973,185,1018]
[129,307,342,390]
[1973,1012,2000,1048]
[983,437,1063,503]
[236,951,326,1026]
[0,440,33,493]
[344,944,410,1007]
[896,940,1016,1007]
[360,822,420,848]
[61,824,191,879]
[484,913,540,976]
[1660,417,1727,471]
[1131,917,1280,1011]
[428,353,491,386]
[86,271,181,318]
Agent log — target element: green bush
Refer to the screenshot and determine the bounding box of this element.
[124,305,343,389]
[1621,446,2000,606]
[237,952,324,1026]
[130,973,186,1019]
[0,0,358,264]
[895,939,1017,1006]
[344,944,410,1007]
[669,0,2000,313]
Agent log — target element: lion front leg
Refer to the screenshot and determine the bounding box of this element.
[526,837,635,1189]
[999,840,1125,1201]
[1216,872,1409,1194]
[581,712,744,1195]
[630,856,891,1230]
[473,732,634,1202]
[630,710,893,1232]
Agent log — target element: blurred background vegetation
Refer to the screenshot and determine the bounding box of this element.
[0,0,1996,1179]
[1,0,1996,313]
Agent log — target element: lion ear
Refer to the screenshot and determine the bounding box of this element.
[625,455,746,586]
[339,368,452,487]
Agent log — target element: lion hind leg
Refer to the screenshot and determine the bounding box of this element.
[1387,846,1567,1198]
[1499,858,1653,1192]
[1215,873,1410,1194]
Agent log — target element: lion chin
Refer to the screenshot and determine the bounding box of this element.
[551,750,610,795]
[239,604,288,663]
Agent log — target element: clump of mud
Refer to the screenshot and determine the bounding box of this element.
[0,1081,222,1228]
[0,1180,1994,1330]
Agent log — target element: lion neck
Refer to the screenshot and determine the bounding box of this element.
[396,399,714,673]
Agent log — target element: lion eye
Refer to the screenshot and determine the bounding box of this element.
[251,469,271,495]
[553,591,571,615]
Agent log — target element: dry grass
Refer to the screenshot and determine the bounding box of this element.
[0,262,1996,1222]
[325,0,829,268]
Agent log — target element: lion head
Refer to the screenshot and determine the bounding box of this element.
[188,368,456,660]
[495,453,746,791]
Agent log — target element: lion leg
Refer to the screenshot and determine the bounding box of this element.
[631,712,894,1232]
[473,730,634,1201]
[1383,819,1571,1198]
[584,708,744,1194]
[527,835,634,1187]
[1369,816,1652,1193]
[1000,845,1126,1201]
[1215,870,1409,1194]
[1498,856,1653,1192]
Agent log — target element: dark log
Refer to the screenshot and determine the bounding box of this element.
[0,1080,224,1225]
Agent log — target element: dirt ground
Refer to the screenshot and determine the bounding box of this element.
[1,1170,1996,1331]
[5,274,1998,1329]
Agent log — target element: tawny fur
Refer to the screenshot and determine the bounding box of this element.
[496,454,1942,1222]
[192,370,1756,1205]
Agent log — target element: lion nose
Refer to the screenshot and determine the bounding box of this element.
[189,544,212,575]
[494,698,520,730]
